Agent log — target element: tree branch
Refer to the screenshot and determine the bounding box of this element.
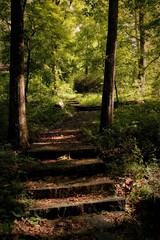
[123,28,140,42]
[144,53,160,70]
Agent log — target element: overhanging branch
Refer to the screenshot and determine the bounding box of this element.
[144,53,160,70]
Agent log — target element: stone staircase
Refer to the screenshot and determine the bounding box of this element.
[18,109,126,239]
[25,144,125,219]
[24,152,125,219]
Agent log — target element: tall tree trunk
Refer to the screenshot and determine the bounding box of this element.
[99,0,119,132]
[115,80,119,105]
[52,64,58,94]
[135,11,139,52]
[25,47,31,102]
[134,7,139,73]
[138,8,146,89]
[8,0,29,149]
[25,29,39,101]
[85,64,88,76]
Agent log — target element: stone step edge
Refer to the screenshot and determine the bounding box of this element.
[27,147,99,160]
[27,180,115,199]
[29,197,126,219]
[74,105,101,111]
[24,159,106,180]
[27,159,105,172]
[27,179,114,191]
[73,102,120,111]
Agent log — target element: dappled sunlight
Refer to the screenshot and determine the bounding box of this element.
[32,128,83,150]
[37,129,79,142]
[30,111,97,151]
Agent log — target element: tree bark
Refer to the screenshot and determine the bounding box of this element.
[8,0,29,149]
[99,0,119,132]
[52,64,58,94]
[138,8,146,89]
[25,46,31,102]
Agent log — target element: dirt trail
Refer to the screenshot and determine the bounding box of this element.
[33,111,100,150]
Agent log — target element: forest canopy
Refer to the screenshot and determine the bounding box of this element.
[0,0,159,101]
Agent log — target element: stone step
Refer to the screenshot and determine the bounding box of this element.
[74,105,101,111]
[10,211,128,239]
[68,99,79,105]
[29,194,125,219]
[25,176,115,199]
[73,102,120,111]
[24,159,106,180]
[27,146,98,160]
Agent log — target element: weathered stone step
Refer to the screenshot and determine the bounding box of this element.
[68,99,79,105]
[73,102,121,111]
[8,211,129,240]
[25,176,115,199]
[24,159,106,180]
[74,105,101,111]
[27,146,98,160]
[29,195,125,219]
[9,211,128,239]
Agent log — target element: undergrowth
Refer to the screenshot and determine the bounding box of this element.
[0,93,75,145]
[27,97,74,141]
[82,100,160,239]
[0,149,39,237]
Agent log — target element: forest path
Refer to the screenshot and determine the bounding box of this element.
[14,107,128,240]
[31,110,99,151]
[28,110,100,159]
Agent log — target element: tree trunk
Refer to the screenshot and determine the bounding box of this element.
[25,47,31,102]
[52,64,58,94]
[99,0,119,132]
[138,8,146,89]
[133,8,140,83]
[115,80,119,105]
[8,0,29,149]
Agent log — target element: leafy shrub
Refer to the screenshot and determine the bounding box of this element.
[0,150,32,226]
[82,100,160,195]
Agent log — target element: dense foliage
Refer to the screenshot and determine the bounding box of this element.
[0,0,159,100]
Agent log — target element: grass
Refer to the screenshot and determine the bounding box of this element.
[76,93,102,106]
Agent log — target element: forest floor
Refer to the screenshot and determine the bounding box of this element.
[1,108,159,240]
